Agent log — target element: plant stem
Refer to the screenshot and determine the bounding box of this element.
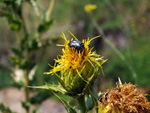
[77,95,86,113]
[20,5,28,35]
[15,31,21,47]
[46,0,55,21]
[24,70,29,113]
[22,15,28,35]
[30,0,40,16]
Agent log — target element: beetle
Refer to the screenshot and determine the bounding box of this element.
[68,40,84,51]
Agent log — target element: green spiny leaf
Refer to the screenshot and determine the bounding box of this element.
[53,92,77,113]
[28,84,67,94]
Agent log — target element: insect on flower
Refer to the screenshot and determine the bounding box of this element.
[68,40,85,52]
[45,31,107,74]
[44,31,107,96]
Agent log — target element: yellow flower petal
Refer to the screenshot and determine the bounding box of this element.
[45,31,106,76]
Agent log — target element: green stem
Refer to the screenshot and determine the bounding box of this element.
[24,70,29,113]
[15,31,21,47]
[22,15,28,35]
[77,95,86,113]
[30,0,40,16]
[46,0,55,21]
[88,87,98,113]
[19,3,28,35]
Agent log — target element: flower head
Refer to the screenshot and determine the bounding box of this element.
[98,82,150,113]
[45,31,106,96]
[84,4,97,13]
[45,31,106,75]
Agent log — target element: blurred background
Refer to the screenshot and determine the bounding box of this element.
[0,0,150,113]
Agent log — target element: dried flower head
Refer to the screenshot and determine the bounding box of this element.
[98,82,150,113]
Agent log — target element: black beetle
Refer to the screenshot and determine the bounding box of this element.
[68,40,84,51]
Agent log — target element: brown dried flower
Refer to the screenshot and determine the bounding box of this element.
[98,82,150,113]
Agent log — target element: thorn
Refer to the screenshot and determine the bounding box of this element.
[118,77,122,85]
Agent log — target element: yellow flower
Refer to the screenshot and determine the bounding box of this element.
[45,31,106,95]
[45,31,106,75]
[98,82,150,113]
[84,4,97,13]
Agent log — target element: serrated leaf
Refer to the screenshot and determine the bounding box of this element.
[29,84,67,94]
[53,92,77,113]
[46,83,67,94]
[29,83,77,96]
[38,19,53,33]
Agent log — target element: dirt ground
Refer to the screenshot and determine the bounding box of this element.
[0,87,67,113]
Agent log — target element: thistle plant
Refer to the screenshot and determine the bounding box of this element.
[0,0,56,112]
[45,31,106,95]
[30,31,150,113]
[32,31,107,113]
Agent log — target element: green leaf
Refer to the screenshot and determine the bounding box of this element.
[53,73,67,91]
[0,9,13,20]
[0,9,22,31]
[29,84,67,94]
[0,103,16,113]
[0,0,13,6]
[21,35,29,50]
[15,0,22,6]
[9,56,20,65]
[11,48,21,56]
[29,83,77,96]
[85,95,94,111]
[10,20,22,31]
[53,92,77,113]
[22,101,30,111]
[38,19,53,33]
[89,90,99,113]
[28,38,42,51]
